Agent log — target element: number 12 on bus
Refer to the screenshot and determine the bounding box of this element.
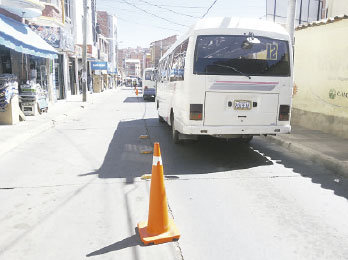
[156,17,293,144]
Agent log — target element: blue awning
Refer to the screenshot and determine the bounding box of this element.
[0,14,58,59]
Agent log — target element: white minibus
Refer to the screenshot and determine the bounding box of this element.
[142,68,156,100]
[156,17,293,143]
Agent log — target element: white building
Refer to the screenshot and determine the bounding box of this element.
[107,14,117,74]
[125,59,141,77]
[73,0,97,58]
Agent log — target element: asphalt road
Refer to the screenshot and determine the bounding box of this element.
[0,88,347,260]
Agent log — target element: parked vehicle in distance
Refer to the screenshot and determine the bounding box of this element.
[124,77,138,88]
[156,17,293,144]
[142,68,156,100]
[124,77,133,87]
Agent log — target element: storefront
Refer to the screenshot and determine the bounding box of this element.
[91,61,108,93]
[0,13,57,124]
[29,22,75,100]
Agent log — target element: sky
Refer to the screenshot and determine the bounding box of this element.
[97,0,266,49]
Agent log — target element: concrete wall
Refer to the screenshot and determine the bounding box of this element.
[328,0,348,17]
[292,19,348,138]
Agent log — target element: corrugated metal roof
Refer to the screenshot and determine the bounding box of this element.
[296,15,348,30]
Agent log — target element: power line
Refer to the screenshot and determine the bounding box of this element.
[119,0,189,27]
[117,16,181,32]
[97,4,183,32]
[201,0,218,18]
[112,0,205,9]
[155,4,206,9]
[137,0,200,18]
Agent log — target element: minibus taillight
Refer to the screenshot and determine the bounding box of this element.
[279,105,290,121]
[190,104,203,120]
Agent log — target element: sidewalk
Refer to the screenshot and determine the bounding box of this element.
[266,125,348,177]
[0,89,119,157]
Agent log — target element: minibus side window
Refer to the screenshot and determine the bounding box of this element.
[165,55,173,82]
[179,39,188,81]
[170,45,182,82]
[159,61,164,82]
[170,39,189,82]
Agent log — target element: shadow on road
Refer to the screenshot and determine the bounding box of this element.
[252,140,348,200]
[79,115,348,200]
[123,97,153,103]
[86,228,143,257]
[79,118,273,183]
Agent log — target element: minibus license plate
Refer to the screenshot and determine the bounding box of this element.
[234,100,251,110]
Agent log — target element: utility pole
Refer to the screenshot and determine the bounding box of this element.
[82,0,88,102]
[299,0,303,24]
[286,0,297,46]
[273,0,277,22]
[317,0,322,21]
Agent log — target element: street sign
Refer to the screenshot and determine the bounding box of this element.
[91,61,108,70]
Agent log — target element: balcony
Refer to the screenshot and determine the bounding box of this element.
[1,0,44,9]
[28,3,63,27]
[0,0,45,18]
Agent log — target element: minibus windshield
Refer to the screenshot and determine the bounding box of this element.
[194,35,290,77]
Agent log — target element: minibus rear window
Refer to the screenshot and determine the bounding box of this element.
[145,71,154,81]
[194,35,290,77]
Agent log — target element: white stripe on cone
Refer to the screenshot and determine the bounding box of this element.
[152,156,163,166]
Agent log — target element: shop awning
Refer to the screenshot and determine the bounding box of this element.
[0,14,58,59]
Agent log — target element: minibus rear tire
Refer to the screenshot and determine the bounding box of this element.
[158,115,165,123]
[171,116,180,144]
[239,136,253,143]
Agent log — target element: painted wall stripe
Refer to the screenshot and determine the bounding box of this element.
[216,81,279,85]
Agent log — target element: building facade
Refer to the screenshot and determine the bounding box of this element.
[117,46,147,77]
[149,35,177,67]
[266,0,328,25]
[0,0,57,123]
[125,59,141,77]
[97,11,118,75]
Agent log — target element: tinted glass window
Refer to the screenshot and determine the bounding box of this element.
[145,71,153,80]
[170,39,189,82]
[194,35,290,77]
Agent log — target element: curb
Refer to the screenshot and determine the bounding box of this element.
[265,135,348,178]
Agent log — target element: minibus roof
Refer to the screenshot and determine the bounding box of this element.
[190,17,288,36]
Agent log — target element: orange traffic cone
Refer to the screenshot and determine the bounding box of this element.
[137,143,180,245]
[136,88,139,96]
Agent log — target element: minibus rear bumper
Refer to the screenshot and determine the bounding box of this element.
[180,125,291,135]
[143,89,156,98]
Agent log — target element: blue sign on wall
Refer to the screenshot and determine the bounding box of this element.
[91,61,108,70]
